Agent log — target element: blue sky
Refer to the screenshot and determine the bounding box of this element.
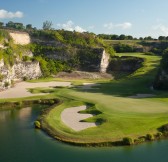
[1,0,168,38]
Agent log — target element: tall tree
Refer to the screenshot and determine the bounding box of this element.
[43,21,53,30]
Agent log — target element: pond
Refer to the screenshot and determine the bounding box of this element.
[0,105,167,162]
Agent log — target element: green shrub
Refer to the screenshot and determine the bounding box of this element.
[4,81,9,87]
[23,76,28,81]
[34,120,41,129]
[161,124,168,132]
[134,137,145,144]
[11,80,14,87]
[123,137,134,145]
[49,100,55,105]
[156,132,162,138]
[146,134,154,140]
[0,73,4,82]
[22,56,31,62]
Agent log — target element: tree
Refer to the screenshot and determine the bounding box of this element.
[0,22,4,28]
[158,36,166,41]
[119,34,126,40]
[127,35,133,40]
[43,20,53,30]
[26,24,32,30]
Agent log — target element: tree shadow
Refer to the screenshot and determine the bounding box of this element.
[73,66,168,99]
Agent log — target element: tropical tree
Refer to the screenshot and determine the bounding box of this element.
[43,21,53,30]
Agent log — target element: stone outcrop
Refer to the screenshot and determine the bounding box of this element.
[100,49,110,73]
[9,31,31,45]
[0,59,41,90]
[77,48,110,73]
[107,56,144,72]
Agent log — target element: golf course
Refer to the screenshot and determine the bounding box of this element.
[1,52,168,146]
[16,52,167,146]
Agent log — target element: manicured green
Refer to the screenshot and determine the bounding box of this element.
[38,53,168,144]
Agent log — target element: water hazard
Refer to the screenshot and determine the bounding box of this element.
[0,105,168,162]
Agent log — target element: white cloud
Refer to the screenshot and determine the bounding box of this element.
[57,20,85,32]
[104,22,132,30]
[0,9,23,19]
[74,26,85,32]
[104,23,113,29]
[153,24,168,36]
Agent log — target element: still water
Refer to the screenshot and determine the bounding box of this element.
[0,105,168,162]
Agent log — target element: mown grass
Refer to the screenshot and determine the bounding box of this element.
[39,53,168,144]
[1,52,168,145]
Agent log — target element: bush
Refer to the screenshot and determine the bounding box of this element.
[22,56,31,62]
[156,132,162,138]
[34,120,41,129]
[146,134,154,140]
[134,137,145,144]
[49,100,55,105]
[123,137,134,145]
[4,81,9,87]
[161,124,168,132]
[23,76,28,81]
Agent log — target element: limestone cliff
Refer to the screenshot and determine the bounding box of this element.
[100,50,110,73]
[9,31,31,45]
[0,30,42,90]
[0,59,41,90]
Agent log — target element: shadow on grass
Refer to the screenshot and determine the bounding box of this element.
[73,66,168,99]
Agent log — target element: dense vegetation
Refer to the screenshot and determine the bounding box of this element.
[154,48,168,90]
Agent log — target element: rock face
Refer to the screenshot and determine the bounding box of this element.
[107,56,144,72]
[9,31,31,45]
[77,48,110,73]
[0,59,41,90]
[100,50,110,73]
[0,30,42,90]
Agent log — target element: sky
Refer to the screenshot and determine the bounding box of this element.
[1,0,168,38]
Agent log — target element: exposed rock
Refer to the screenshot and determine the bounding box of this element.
[9,31,31,45]
[55,71,112,79]
[107,56,143,72]
[0,44,7,49]
[0,59,41,90]
[100,49,110,73]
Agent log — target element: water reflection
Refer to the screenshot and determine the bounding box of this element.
[18,107,32,120]
[0,107,32,122]
[0,110,11,122]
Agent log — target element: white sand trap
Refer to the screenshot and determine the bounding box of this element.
[0,81,71,99]
[61,105,96,131]
[129,93,155,98]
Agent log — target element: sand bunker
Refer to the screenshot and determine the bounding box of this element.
[0,81,71,99]
[129,93,155,98]
[61,105,96,131]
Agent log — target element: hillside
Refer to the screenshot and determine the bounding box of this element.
[0,29,115,90]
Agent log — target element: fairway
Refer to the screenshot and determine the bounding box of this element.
[39,53,168,145]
